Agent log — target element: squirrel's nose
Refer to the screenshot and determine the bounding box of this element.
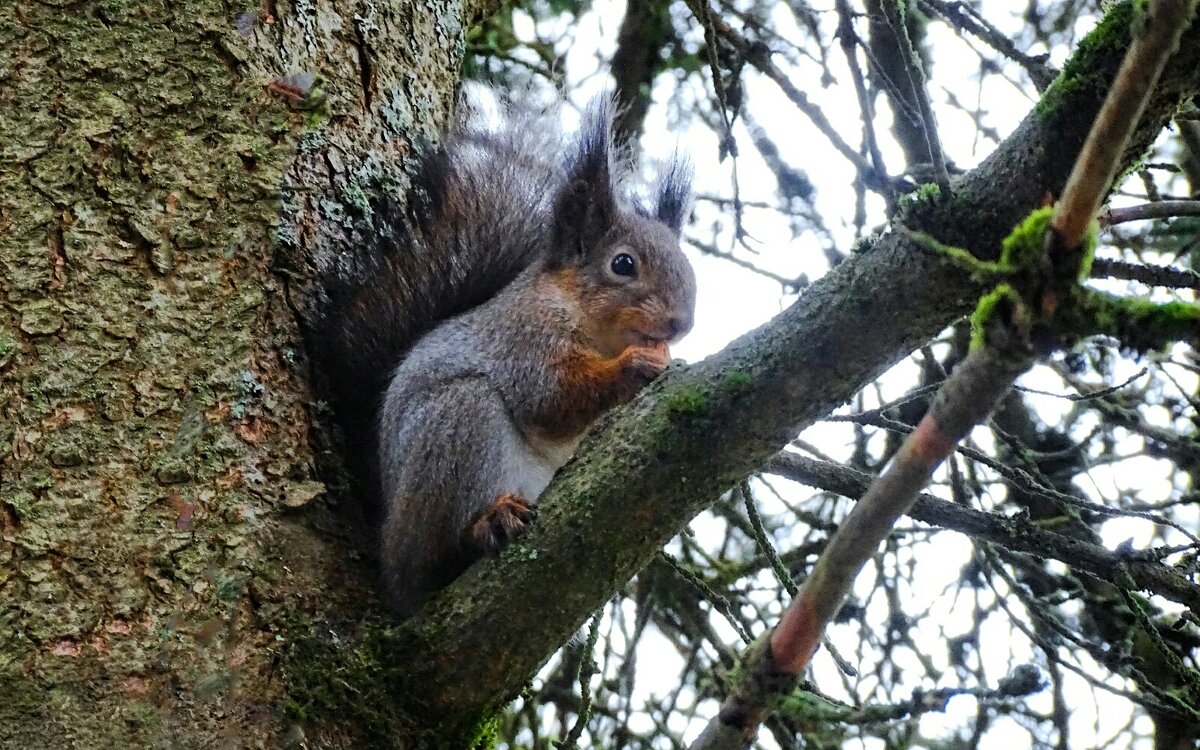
[667,314,692,340]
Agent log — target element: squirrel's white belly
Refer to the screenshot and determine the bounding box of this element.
[504,430,582,502]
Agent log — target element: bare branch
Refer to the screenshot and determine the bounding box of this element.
[1099,199,1200,225]
[834,0,894,208]
[611,0,674,143]
[874,0,952,190]
[1091,257,1200,290]
[917,0,1056,91]
[762,453,1200,613]
[685,0,889,192]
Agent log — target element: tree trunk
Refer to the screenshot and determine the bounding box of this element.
[0,0,469,746]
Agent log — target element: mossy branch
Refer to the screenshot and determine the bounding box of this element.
[1071,292,1200,350]
[1053,0,1198,250]
[909,209,1198,355]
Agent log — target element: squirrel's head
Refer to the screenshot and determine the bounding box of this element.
[546,99,697,359]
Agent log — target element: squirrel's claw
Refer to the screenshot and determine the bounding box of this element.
[466,493,536,555]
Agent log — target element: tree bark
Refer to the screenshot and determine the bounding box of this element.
[0,0,465,747]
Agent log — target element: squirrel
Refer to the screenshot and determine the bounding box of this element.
[309,95,696,616]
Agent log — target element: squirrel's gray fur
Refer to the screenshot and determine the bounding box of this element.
[310,93,695,616]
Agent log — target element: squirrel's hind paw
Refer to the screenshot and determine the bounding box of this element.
[466,493,536,555]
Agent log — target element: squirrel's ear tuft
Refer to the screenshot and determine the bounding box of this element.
[551,97,619,261]
[654,154,693,234]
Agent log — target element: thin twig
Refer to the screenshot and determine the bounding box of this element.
[1099,199,1200,225]
[877,0,952,191]
[1090,257,1200,290]
[691,7,889,192]
[688,0,749,246]
[558,612,603,749]
[917,0,1056,90]
[835,0,894,208]
[691,237,809,290]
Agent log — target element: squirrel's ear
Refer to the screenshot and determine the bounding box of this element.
[654,154,693,235]
[551,97,619,261]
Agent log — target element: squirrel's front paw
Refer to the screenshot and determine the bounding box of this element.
[621,341,671,388]
[466,493,536,555]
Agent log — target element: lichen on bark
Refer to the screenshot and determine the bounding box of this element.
[0,0,469,746]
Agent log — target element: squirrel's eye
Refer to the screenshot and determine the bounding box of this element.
[610,252,637,277]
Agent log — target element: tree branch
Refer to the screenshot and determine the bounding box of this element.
[1099,199,1200,225]
[872,0,952,190]
[611,0,673,143]
[762,453,1200,613]
[1054,0,1196,250]
[916,0,1056,91]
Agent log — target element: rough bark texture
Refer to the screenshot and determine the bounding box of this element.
[0,0,465,747]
